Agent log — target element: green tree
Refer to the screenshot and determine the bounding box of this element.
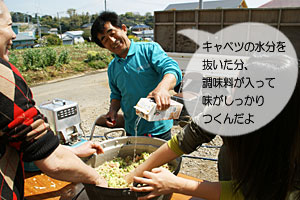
[119,12,154,29]
[40,15,59,29]
[11,12,27,22]
[82,29,91,41]
[44,34,62,46]
[67,9,76,18]
[125,12,134,19]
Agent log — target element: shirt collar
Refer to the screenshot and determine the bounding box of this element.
[114,39,136,61]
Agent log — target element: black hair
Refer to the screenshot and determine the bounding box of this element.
[223,54,300,200]
[91,11,122,48]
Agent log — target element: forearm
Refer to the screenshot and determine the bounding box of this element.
[174,178,221,200]
[34,145,101,185]
[175,121,216,154]
[135,143,178,177]
[62,145,77,155]
[156,73,177,91]
[109,99,121,113]
[133,168,220,200]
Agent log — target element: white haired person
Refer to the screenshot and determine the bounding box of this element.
[0,1,107,199]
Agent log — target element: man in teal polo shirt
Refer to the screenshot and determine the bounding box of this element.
[91,11,182,140]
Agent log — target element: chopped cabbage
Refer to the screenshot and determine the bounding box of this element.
[96,152,174,188]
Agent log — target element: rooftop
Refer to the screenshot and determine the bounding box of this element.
[259,0,300,8]
[65,31,84,36]
[14,33,35,42]
[132,24,150,29]
[165,0,247,10]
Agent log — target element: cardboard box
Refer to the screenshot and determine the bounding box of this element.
[134,98,183,121]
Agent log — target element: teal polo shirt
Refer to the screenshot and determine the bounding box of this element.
[107,41,182,136]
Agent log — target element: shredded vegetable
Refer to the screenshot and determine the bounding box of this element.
[96,152,174,188]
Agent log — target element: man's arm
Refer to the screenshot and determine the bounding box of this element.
[108,99,121,114]
[105,99,121,127]
[148,43,182,110]
[34,144,107,186]
[147,73,177,110]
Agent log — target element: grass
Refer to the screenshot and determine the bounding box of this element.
[10,43,112,86]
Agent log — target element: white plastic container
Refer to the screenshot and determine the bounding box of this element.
[134,98,183,121]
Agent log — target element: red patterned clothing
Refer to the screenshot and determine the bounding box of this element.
[0,58,59,200]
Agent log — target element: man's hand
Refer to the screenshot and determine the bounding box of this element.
[147,73,177,110]
[105,110,117,127]
[147,87,170,110]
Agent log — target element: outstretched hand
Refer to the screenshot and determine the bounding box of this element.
[125,166,144,185]
[125,170,135,185]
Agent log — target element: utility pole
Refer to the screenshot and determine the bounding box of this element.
[26,12,31,24]
[36,13,41,39]
[104,0,107,11]
[199,0,203,9]
[57,12,63,39]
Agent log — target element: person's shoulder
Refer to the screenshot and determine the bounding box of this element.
[0,58,20,76]
[107,57,118,73]
[110,56,117,63]
[108,57,117,67]
[0,57,11,68]
[134,42,163,54]
[134,41,160,48]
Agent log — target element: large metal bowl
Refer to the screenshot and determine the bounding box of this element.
[84,136,182,200]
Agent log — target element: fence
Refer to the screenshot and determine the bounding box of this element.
[154,8,300,58]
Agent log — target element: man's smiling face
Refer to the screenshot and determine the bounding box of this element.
[97,21,131,58]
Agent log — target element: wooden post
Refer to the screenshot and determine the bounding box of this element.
[154,13,156,42]
[173,11,176,52]
[277,8,282,30]
[195,10,199,52]
[199,0,203,9]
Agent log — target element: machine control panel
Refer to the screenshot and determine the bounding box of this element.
[57,106,77,120]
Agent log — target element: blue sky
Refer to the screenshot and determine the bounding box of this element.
[6,0,271,17]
